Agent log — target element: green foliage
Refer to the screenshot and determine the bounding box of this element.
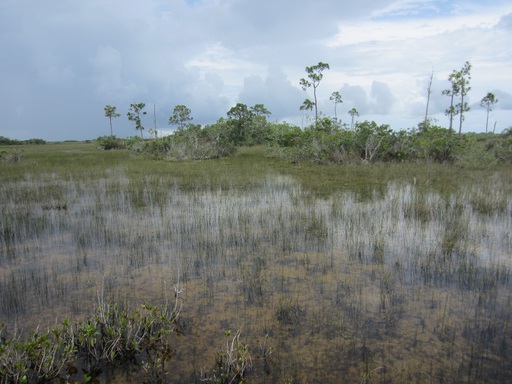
[130,122,237,161]
[96,135,125,150]
[0,295,181,383]
[0,136,20,145]
[485,129,512,163]
[169,104,193,131]
[245,115,272,145]
[353,120,397,161]
[225,103,272,146]
[270,120,406,164]
[300,62,330,126]
[104,105,121,136]
[443,62,471,135]
[0,320,76,383]
[90,94,512,167]
[480,92,499,133]
[250,103,271,117]
[125,102,270,160]
[114,103,512,166]
[124,135,144,150]
[348,108,360,130]
[0,137,46,145]
[1,148,23,163]
[330,91,343,120]
[25,138,46,145]
[127,102,147,138]
[300,99,314,112]
[267,122,302,147]
[412,125,463,162]
[457,134,497,168]
[315,116,341,134]
[227,103,254,145]
[266,119,508,165]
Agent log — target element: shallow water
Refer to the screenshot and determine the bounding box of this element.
[1,172,511,383]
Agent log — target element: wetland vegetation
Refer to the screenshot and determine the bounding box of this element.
[1,143,511,383]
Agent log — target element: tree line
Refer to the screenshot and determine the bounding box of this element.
[98,61,509,165]
[0,136,46,145]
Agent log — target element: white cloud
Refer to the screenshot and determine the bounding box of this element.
[187,42,265,78]
[491,90,512,110]
[1,0,512,140]
[238,67,304,118]
[369,81,394,114]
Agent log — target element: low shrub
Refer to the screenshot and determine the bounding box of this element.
[96,135,125,150]
[1,149,23,163]
[0,285,182,383]
[200,330,252,384]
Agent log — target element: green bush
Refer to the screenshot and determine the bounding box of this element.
[0,136,22,145]
[23,138,46,145]
[0,296,181,383]
[411,126,464,162]
[265,122,505,165]
[1,148,23,163]
[96,135,125,150]
[267,122,303,147]
[490,129,512,163]
[0,137,45,145]
[130,123,237,161]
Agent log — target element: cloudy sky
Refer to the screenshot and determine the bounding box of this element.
[1,0,511,140]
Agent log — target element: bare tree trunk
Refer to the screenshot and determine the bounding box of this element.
[313,86,318,127]
[424,70,434,125]
[485,106,490,133]
[459,93,464,137]
[449,93,455,133]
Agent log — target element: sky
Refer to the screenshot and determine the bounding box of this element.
[1,0,511,141]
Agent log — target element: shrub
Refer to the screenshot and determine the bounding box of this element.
[0,136,22,145]
[200,330,252,384]
[1,149,23,163]
[491,130,512,163]
[129,124,238,161]
[410,126,465,163]
[0,137,45,145]
[267,122,303,147]
[96,135,125,150]
[0,286,182,383]
[23,138,46,145]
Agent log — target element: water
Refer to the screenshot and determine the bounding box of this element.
[1,172,511,383]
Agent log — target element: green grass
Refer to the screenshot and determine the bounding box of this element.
[3,143,510,192]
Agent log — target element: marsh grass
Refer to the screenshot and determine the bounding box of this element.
[0,144,511,382]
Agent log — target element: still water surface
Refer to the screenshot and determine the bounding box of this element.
[1,172,511,382]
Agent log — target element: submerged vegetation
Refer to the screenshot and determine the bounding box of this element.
[0,296,181,383]
[0,143,511,383]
